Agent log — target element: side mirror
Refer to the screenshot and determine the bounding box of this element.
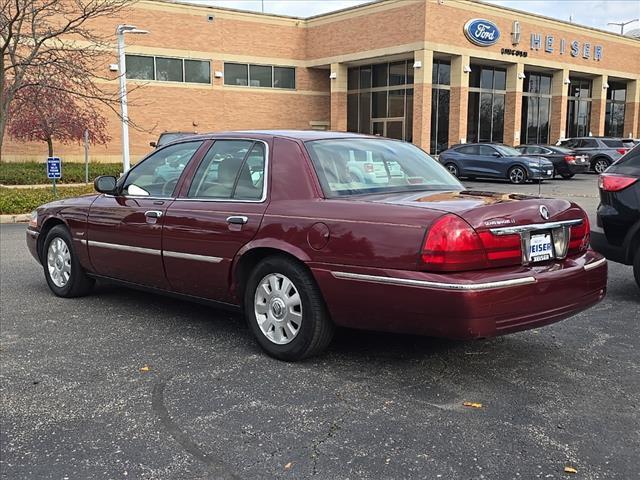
[150,141,157,148]
[94,175,117,194]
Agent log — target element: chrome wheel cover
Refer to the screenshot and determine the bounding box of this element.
[594,160,609,173]
[510,167,525,184]
[47,237,71,288]
[254,273,302,345]
[446,164,458,176]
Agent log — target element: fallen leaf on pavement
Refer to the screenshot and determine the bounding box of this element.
[284,462,293,469]
[463,402,483,408]
[564,466,577,474]
[139,365,150,372]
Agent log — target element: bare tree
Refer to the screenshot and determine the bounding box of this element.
[0,0,131,160]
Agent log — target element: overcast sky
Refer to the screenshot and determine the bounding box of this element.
[177,0,640,33]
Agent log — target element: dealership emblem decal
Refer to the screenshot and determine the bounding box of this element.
[464,18,501,47]
[539,205,550,220]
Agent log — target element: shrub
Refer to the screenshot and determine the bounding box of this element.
[0,162,122,185]
[0,185,95,215]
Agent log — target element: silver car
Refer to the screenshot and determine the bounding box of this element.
[557,137,632,173]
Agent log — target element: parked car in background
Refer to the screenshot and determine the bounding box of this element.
[26,131,606,360]
[591,143,640,288]
[557,137,631,174]
[515,145,589,179]
[439,143,554,184]
[150,131,198,148]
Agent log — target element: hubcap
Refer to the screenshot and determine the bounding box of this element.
[446,164,457,176]
[595,160,608,173]
[510,168,525,183]
[254,273,302,345]
[47,237,71,288]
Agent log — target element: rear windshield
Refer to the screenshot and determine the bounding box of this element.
[553,146,573,154]
[305,138,462,197]
[602,139,624,148]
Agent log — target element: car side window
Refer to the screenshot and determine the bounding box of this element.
[457,145,479,155]
[527,147,542,154]
[478,145,496,156]
[561,139,577,148]
[580,139,598,148]
[188,140,266,200]
[122,141,203,197]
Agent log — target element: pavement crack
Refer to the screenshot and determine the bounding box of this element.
[152,379,241,480]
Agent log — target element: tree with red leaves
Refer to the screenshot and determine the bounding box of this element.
[7,80,111,157]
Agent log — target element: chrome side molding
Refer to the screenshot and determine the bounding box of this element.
[583,258,607,271]
[331,271,537,291]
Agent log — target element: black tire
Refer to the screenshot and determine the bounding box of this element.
[560,172,575,179]
[244,256,334,361]
[634,248,640,290]
[445,163,459,178]
[592,157,610,174]
[42,225,95,298]
[508,165,527,184]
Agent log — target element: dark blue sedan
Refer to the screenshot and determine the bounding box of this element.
[438,143,554,184]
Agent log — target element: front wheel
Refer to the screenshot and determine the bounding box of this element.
[508,166,527,184]
[244,256,334,361]
[592,158,610,174]
[43,225,95,297]
[560,172,575,179]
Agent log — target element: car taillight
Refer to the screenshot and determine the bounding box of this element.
[616,148,628,155]
[421,214,488,271]
[563,155,576,164]
[598,173,638,192]
[364,163,374,173]
[420,214,522,272]
[568,212,590,255]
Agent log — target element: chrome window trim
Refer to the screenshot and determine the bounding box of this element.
[331,271,537,291]
[583,257,607,271]
[175,138,269,204]
[490,219,582,236]
[163,251,223,263]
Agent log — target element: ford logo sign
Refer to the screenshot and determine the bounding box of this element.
[464,18,501,47]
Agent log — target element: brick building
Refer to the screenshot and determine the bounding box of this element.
[4,0,640,163]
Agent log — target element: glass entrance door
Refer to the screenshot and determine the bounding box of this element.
[372,119,404,140]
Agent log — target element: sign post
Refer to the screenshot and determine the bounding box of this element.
[46,157,62,197]
[84,129,89,184]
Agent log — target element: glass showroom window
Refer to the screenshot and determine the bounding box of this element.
[346,60,414,142]
[125,55,210,84]
[605,82,626,137]
[430,60,450,154]
[224,63,296,89]
[467,66,506,143]
[520,73,552,144]
[566,78,592,138]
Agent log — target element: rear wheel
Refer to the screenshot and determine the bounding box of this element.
[592,157,610,174]
[561,172,575,179]
[244,256,334,361]
[634,248,640,290]
[43,225,95,297]
[445,163,459,178]
[508,166,527,184]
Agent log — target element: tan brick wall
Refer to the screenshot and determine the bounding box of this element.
[504,91,522,146]
[449,86,469,146]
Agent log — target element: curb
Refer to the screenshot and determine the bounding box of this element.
[0,214,31,224]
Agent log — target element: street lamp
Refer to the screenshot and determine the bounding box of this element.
[116,24,148,172]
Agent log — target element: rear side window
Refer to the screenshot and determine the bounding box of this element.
[457,145,479,154]
[579,139,598,148]
[602,139,624,148]
[188,140,266,200]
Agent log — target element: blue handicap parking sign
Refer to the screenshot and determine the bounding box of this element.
[47,157,61,179]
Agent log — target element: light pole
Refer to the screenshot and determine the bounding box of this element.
[116,24,148,172]
[607,18,638,35]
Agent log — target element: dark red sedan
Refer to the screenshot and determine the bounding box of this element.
[26,131,607,360]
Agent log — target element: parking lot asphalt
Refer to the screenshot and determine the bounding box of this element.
[1,174,639,480]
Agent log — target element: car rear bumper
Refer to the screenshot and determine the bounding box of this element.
[590,229,628,265]
[311,250,607,339]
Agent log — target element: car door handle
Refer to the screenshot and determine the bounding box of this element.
[226,215,248,225]
[145,210,163,218]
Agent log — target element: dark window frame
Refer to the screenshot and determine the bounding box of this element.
[223,62,296,90]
